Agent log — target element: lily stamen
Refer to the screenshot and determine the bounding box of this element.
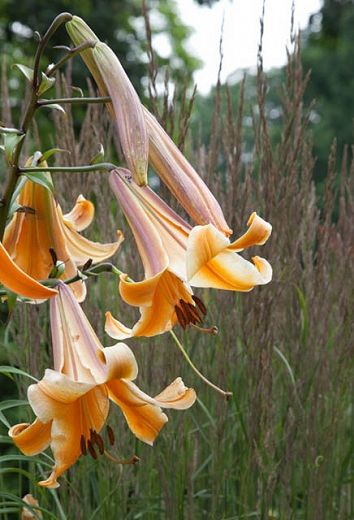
[80,434,87,456]
[191,324,218,335]
[192,295,207,315]
[87,439,98,460]
[106,425,115,446]
[104,451,140,465]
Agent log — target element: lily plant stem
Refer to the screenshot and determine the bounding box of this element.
[37,96,111,106]
[169,330,233,400]
[0,12,73,241]
[19,162,117,174]
[46,40,96,78]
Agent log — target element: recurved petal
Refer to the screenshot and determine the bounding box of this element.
[119,271,163,307]
[186,224,231,281]
[228,212,272,252]
[0,242,58,300]
[189,249,273,291]
[9,419,51,455]
[107,379,168,445]
[153,377,197,410]
[61,214,123,265]
[98,342,138,381]
[31,370,96,408]
[105,311,134,340]
[63,195,95,231]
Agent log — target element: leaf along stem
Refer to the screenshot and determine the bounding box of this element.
[46,40,97,78]
[19,162,117,174]
[37,96,111,106]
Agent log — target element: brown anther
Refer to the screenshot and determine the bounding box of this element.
[49,248,58,265]
[89,428,96,444]
[187,303,203,324]
[179,300,196,324]
[175,304,187,329]
[80,434,87,456]
[106,425,115,446]
[87,439,98,460]
[82,258,93,271]
[192,295,207,315]
[95,433,105,455]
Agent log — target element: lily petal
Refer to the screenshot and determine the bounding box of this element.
[0,242,57,299]
[8,419,51,455]
[228,212,272,252]
[105,311,134,340]
[63,194,94,231]
[98,343,138,381]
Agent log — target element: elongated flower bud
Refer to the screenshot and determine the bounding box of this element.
[144,107,232,236]
[93,43,148,186]
[66,17,148,186]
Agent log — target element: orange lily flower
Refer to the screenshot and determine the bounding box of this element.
[0,241,57,300]
[9,282,196,489]
[4,162,122,302]
[105,169,272,339]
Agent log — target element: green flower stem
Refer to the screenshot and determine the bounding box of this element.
[169,330,233,400]
[0,13,73,241]
[46,40,97,78]
[37,96,111,106]
[19,162,117,174]
[32,12,73,90]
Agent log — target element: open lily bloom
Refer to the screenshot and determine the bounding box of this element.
[107,169,200,339]
[0,241,57,300]
[4,166,122,302]
[106,168,272,339]
[8,282,196,489]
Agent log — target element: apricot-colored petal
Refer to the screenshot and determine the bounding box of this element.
[119,271,163,307]
[189,249,273,291]
[107,379,168,445]
[153,377,197,410]
[35,369,96,405]
[61,212,122,265]
[63,194,95,231]
[186,224,230,281]
[228,212,272,252]
[0,242,57,299]
[98,343,138,381]
[39,386,109,489]
[9,419,51,455]
[105,311,134,340]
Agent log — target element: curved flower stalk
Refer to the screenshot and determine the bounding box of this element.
[106,168,272,339]
[65,17,231,235]
[4,161,122,302]
[8,282,196,489]
[0,241,57,300]
[66,16,148,186]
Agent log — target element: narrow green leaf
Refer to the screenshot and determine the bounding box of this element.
[39,103,66,114]
[90,143,105,164]
[5,289,17,312]
[3,133,25,164]
[71,85,84,97]
[21,171,54,193]
[38,72,56,96]
[0,365,39,382]
[40,147,69,162]
[0,410,10,428]
[12,63,34,82]
[0,399,29,412]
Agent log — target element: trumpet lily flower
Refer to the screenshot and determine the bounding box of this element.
[4,162,122,302]
[0,241,57,300]
[65,18,231,234]
[8,282,196,489]
[106,169,272,339]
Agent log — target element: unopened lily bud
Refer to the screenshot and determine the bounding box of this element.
[144,107,232,236]
[93,42,148,186]
[66,18,148,186]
